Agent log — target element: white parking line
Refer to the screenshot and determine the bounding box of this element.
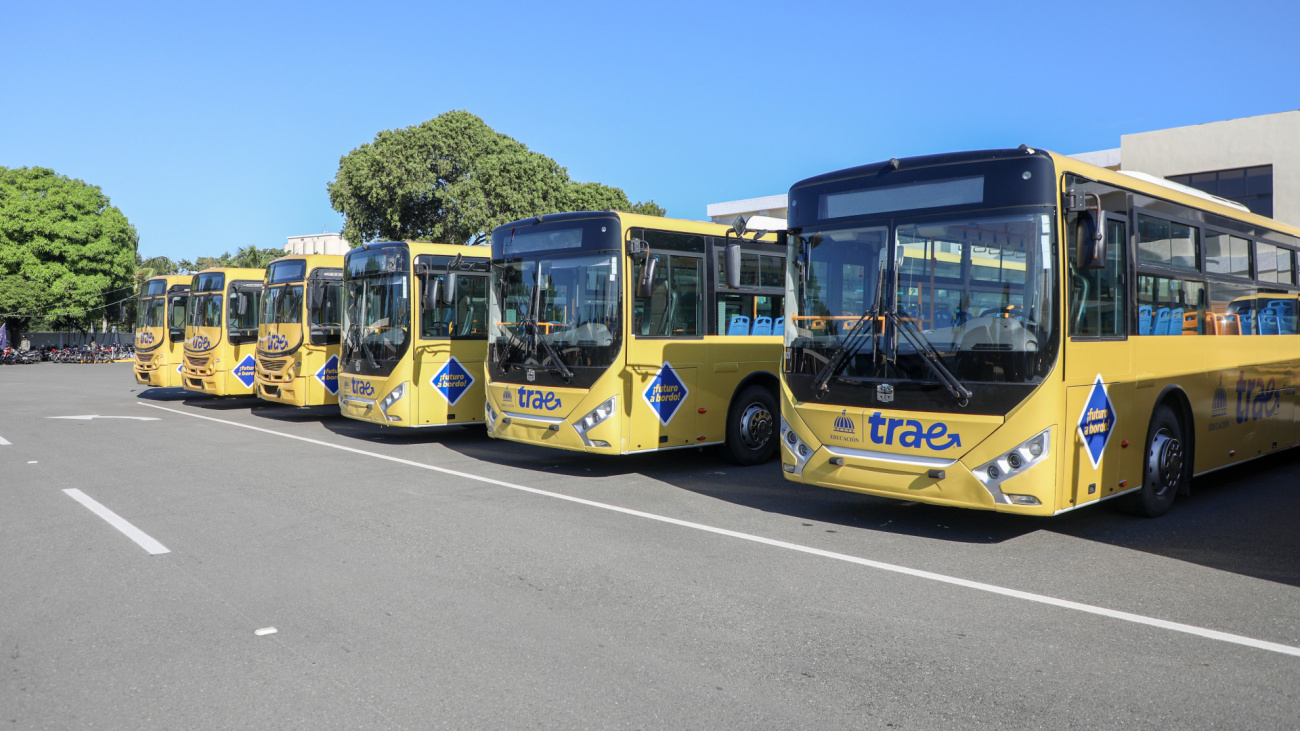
[64,488,171,555]
[0,436,10,445]
[139,401,1300,659]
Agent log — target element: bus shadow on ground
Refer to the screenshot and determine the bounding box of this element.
[133,387,191,402]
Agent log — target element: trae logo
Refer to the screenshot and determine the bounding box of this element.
[267,333,290,352]
[348,379,375,397]
[1236,370,1281,423]
[866,412,962,451]
[191,334,212,350]
[315,354,339,395]
[137,332,156,346]
[517,388,562,411]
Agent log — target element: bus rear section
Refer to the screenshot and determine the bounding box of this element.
[181,267,264,397]
[484,211,785,464]
[255,255,344,406]
[133,275,190,387]
[337,241,490,427]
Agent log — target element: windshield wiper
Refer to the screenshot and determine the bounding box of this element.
[812,307,879,396]
[813,252,888,396]
[346,323,379,370]
[888,312,971,407]
[535,330,574,380]
[523,280,573,380]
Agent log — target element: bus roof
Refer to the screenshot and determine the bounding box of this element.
[493,210,781,243]
[145,274,193,287]
[191,267,266,280]
[266,253,345,269]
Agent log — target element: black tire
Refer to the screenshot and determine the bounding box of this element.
[722,385,778,465]
[1121,404,1186,518]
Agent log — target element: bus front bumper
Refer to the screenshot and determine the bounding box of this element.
[484,398,622,455]
[780,413,1057,516]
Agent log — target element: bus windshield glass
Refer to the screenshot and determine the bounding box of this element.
[261,284,304,325]
[342,246,411,375]
[137,295,166,328]
[490,251,622,377]
[789,212,1057,395]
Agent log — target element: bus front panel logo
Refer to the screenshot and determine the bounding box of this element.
[643,362,688,425]
[516,388,561,410]
[137,332,155,346]
[316,354,339,395]
[191,335,212,350]
[267,333,290,352]
[1077,375,1115,469]
[431,356,474,406]
[348,379,375,397]
[233,354,256,389]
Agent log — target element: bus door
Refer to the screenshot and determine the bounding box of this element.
[1064,188,1140,508]
[415,258,489,425]
[628,250,703,451]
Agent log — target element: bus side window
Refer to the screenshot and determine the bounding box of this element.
[311,282,342,345]
[635,254,701,337]
[1070,217,1127,338]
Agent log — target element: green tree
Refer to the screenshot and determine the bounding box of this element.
[329,110,664,246]
[0,167,138,334]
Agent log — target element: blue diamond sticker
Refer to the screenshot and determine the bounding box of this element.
[431,356,475,406]
[316,354,340,395]
[233,354,256,389]
[1077,375,1115,469]
[643,362,688,425]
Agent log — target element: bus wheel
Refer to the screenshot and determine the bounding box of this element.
[723,385,778,465]
[1125,405,1186,518]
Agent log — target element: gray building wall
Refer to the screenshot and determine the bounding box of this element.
[1118,111,1300,227]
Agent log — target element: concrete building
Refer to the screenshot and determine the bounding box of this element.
[705,193,788,232]
[285,232,350,256]
[707,110,1299,229]
[1071,110,1299,226]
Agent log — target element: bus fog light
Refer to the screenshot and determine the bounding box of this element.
[485,399,498,429]
[574,396,617,446]
[780,418,815,477]
[972,427,1052,505]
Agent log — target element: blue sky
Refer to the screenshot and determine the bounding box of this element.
[2,0,1297,261]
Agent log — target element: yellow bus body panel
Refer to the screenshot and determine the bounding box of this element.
[181,267,265,397]
[784,150,1300,515]
[485,213,783,456]
[255,255,345,407]
[133,274,190,388]
[337,242,490,427]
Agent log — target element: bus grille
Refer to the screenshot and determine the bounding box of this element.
[258,356,289,373]
[187,355,209,368]
[135,353,153,365]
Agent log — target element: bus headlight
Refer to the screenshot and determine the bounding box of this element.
[780,418,813,476]
[379,382,406,422]
[573,396,616,447]
[485,399,498,432]
[972,428,1051,505]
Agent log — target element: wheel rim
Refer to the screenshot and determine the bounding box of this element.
[738,402,774,450]
[1147,428,1184,496]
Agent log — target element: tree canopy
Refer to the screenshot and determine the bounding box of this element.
[174,245,285,274]
[0,167,138,333]
[328,110,664,246]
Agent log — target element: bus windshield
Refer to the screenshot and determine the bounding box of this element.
[137,295,166,329]
[342,271,409,375]
[490,251,622,378]
[261,284,304,325]
[789,211,1057,395]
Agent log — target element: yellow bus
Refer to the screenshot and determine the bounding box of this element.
[133,275,190,387]
[337,242,491,427]
[483,212,786,464]
[255,254,345,406]
[180,267,265,396]
[780,147,1300,517]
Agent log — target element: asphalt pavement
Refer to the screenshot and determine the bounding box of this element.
[2,363,1298,729]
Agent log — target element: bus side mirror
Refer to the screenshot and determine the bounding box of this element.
[307,285,323,311]
[725,242,742,290]
[637,256,657,299]
[442,272,458,305]
[238,294,248,316]
[1075,210,1106,270]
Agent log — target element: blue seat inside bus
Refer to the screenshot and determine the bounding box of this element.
[1139,306,1153,335]
[1260,309,1280,335]
[1239,309,1256,334]
[774,317,784,336]
[1268,300,1297,334]
[727,315,750,336]
[751,316,773,336]
[1153,308,1171,335]
[1169,308,1183,334]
